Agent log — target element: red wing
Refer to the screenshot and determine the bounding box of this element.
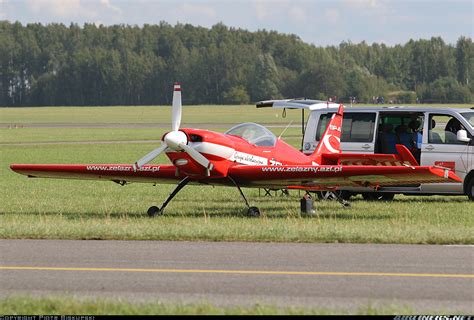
[10,164,182,184]
[228,164,461,189]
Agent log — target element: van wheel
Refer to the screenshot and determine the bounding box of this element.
[362,193,395,201]
[317,191,352,201]
[467,178,474,201]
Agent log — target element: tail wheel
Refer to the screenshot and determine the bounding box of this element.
[362,193,395,201]
[247,207,260,217]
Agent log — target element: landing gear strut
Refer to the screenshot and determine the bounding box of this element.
[228,176,260,217]
[147,176,190,217]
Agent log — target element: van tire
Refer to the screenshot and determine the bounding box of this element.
[362,193,395,201]
[467,178,474,201]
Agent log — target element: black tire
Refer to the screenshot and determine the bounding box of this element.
[316,190,352,201]
[466,178,474,201]
[362,193,395,201]
[147,206,162,217]
[247,206,260,217]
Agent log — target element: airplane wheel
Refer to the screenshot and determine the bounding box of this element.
[362,193,395,201]
[247,206,260,217]
[147,206,162,217]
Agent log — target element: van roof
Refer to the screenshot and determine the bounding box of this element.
[255,99,472,113]
[313,106,472,113]
[256,98,342,110]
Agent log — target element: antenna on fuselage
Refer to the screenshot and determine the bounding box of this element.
[278,120,294,140]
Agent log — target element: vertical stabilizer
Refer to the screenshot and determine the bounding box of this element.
[310,104,344,164]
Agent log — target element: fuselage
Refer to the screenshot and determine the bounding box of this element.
[165,127,313,179]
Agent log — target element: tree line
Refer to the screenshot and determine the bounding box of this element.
[0,21,472,106]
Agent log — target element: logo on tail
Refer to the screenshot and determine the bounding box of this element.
[310,104,344,164]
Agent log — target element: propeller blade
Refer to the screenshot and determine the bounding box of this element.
[134,143,168,171]
[172,83,182,131]
[180,143,213,172]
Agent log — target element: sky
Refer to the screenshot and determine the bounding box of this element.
[1,0,472,46]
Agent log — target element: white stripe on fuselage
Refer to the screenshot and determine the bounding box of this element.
[166,141,234,160]
[166,141,270,166]
[191,142,236,159]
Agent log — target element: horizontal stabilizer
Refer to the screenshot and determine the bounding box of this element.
[321,144,419,166]
[228,164,461,190]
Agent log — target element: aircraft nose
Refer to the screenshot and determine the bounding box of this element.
[164,131,188,150]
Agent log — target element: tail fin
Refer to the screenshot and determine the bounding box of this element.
[310,104,344,164]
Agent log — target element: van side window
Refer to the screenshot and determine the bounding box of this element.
[316,113,376,142]
[376,113,424,161]
[428,114,468,145]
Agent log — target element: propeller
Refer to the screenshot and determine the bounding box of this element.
[133,83,213,174]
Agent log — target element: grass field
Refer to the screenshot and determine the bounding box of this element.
[0,296,420,315]
[1,105,300,124]
[1,103,472,124]
[0,105,473,244]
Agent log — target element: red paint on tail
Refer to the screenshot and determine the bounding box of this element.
[310,104,344,164]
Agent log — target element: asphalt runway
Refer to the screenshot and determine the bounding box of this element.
[0,240,472,313]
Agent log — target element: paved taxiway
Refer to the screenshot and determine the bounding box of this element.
[0,240,472,313]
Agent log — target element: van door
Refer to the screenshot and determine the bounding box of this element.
[376,112,425,162]
[420,112,472,194]
[311,111,377,154]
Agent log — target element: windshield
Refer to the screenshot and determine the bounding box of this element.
[461,112,474,127]
[225,122,277,147]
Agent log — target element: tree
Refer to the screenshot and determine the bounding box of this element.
[0,21,471,106]
[456,36,473,86]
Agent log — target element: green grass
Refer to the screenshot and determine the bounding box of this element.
[2,104,472,124]
[1,105,473,244]
[0,105,301,124]
[1,143,473,244]
[0,127,302,144]
[0,296,424,315]
[0,128,163,144]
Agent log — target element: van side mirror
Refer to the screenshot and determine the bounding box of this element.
[457,130,471,143]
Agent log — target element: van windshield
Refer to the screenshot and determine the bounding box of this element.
[461,112,474,127]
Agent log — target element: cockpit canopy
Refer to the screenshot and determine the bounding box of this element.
[225,122,277,147]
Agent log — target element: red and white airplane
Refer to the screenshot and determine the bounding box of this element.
[10,83,461,217]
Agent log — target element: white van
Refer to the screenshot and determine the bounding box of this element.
[257,100,474,201]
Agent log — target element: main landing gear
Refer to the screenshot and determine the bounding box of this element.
[147,176,190,217]
[227,176,260,217]
[146,176,260,217]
